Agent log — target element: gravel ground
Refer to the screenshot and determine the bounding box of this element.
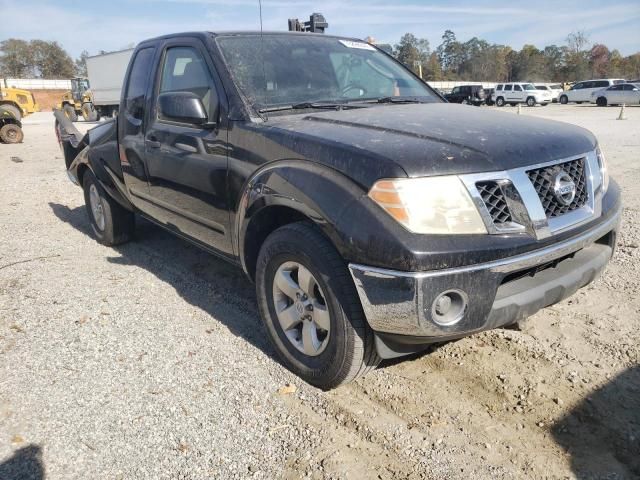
[1,104,639,480]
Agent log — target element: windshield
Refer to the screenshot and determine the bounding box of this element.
[216,34,439,110]
[523,83,536,91]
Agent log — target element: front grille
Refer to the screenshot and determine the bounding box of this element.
[526,158,588,218]
[476,181,512,224]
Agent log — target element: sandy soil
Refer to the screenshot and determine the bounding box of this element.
[1,105,639,479]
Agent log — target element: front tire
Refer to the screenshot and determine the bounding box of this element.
[526,96,536,107]
[63,104,78,122]
[559,95,568,104]
[256,222,380,389]
[81,102,99,122]
[596,97,607,107]
[496,97,505,107]
[82,170,134,246]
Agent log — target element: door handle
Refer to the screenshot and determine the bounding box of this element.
[146,135,161,149]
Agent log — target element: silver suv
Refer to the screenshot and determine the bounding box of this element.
[492,82,553,107]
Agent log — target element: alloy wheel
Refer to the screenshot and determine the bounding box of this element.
[272,261,331,356]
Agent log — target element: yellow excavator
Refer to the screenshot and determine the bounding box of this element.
[0,82,40,143]
[59,77,98,121]
[0,83,39,121]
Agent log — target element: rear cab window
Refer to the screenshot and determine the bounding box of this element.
[124,47,156,122]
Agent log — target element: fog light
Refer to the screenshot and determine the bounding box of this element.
[431,290,468,326]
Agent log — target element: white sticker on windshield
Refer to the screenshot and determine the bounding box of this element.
[339,40,376,51]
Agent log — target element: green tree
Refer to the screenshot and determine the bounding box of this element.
[423,52,443,81]
[437,30,466,78]
[0,39,33,77]
[75,50,90,77]
[564,31,590,81]
[30,40,75,78]
[394,33,430,77]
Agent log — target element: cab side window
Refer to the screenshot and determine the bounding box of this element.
[514,85,522,91]
[124,47,155,121]
[159,47,216,121]
[496,84,503,90]
[504,84,512,91]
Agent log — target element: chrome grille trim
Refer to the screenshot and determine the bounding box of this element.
[460,150,603,239]
[526,158,588,217]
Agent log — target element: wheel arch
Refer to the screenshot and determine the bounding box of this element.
[235,160,378,281]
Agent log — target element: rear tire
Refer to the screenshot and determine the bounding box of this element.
[596,97,607,107]
[0,104,22,121]
[63,104,78,122]
[559,95,568,104]
[82,170,134,246]
[496,97,505,107]
[0,124,23,143]
[256,222,381,389]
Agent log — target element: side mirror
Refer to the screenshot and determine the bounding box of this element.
[158,91,208,125]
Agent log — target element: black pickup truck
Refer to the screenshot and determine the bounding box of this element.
[55,32,621,389]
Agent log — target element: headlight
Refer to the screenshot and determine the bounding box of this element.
[596,145,609,193]
[368,176,487,234]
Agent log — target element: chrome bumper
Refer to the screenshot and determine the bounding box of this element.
[349,206,621,338]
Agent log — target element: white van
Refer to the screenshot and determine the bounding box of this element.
[492,83,553,107]
[559,79,625,104]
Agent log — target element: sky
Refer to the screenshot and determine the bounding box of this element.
[1,0,639,59]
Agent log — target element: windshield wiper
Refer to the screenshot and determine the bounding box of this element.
[373,96,425,104]
[258,102,350,113]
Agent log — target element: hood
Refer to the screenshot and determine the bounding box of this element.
[265,103,596,178]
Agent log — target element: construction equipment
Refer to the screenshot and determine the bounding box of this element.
[287,13,328,33]
[0,109,23,144]
[0,80,39,122]
[59,77,96,122]
[60,49,134,122]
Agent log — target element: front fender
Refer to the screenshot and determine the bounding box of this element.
[234,160,414,274]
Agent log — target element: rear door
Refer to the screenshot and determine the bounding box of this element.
[143,39,232,255]
[605,84,623,104]
[118,46,156,206]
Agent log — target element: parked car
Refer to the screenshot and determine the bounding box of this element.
[444,85,486,106]
[558,79,625,104]
[55,32,620,389]
[591,83,640,106]
[492,82,553,106]
[534,84,563,102]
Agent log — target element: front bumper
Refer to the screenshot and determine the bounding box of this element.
[349,205,620,356]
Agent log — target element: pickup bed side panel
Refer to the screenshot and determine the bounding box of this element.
[67,118,134,211]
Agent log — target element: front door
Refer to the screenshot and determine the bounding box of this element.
[144,41,232,255]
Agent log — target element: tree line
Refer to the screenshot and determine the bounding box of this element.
[394,30,640,83]
[1,32,639,82]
